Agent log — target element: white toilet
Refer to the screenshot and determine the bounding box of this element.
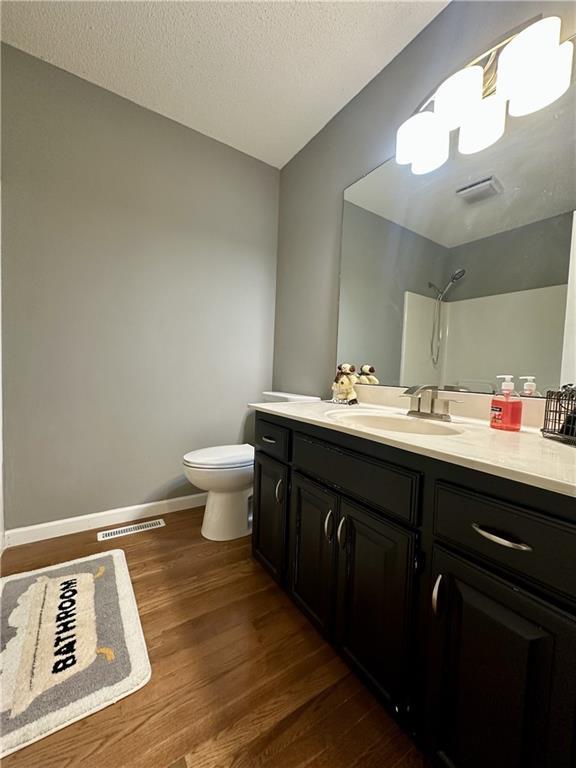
[183,444,255,541]
[183,391,320,541]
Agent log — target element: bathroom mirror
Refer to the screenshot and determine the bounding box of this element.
[337,80,576,395]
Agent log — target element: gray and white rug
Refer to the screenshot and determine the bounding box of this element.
[0,549,151,758]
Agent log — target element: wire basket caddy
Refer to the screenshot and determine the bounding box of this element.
[541,385,576,446]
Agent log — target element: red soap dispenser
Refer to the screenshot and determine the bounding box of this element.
[490,375,523,432]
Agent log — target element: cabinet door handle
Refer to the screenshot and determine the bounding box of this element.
[275,479,283,504]
[471,523,532,552]
[336,517,347,548]
[262,436,276,444]
[324,509,334,543]
[432,573,443,616]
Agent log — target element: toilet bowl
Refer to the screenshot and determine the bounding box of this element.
[184,393,318,541]
[183,444,254,541]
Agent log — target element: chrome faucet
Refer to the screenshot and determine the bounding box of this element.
[401,384,457,422]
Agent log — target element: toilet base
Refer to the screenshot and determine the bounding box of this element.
[201,487,253,541]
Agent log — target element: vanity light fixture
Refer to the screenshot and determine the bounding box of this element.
[395,15,574,174]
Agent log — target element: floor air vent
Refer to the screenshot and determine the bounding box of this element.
[97,518,165,541]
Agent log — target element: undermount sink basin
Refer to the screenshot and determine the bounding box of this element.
[325,410,464,436]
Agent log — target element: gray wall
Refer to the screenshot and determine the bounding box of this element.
[273,1,576,397]
[338,202,448,383]
[447,212,573,300]
[2,45,279,529]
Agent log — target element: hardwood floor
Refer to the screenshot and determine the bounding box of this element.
[1,509,424,768]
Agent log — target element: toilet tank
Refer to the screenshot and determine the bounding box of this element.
[261,391,320,403]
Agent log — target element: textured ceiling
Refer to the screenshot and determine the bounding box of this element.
[1,1,447,168]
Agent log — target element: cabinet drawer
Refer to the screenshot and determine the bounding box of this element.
[293,434,419,523]
[255,419,290,461]
[434,482,576,599]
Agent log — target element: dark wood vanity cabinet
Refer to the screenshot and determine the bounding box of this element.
[334,498,416,710]
[287,472,416,707]
[427,548,576,768]
[252,412,576,765]
[252,452,289,582]
[289,473,338,635]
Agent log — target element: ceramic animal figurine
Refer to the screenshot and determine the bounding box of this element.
[332,363,358,405]
[358,364,379,385]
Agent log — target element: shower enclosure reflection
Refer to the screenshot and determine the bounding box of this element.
[429,269,466,368]
[337,80,576,395]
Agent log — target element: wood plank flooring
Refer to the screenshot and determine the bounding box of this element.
[1,509,424,768]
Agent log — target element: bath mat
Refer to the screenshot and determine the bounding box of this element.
[0,550,151,757]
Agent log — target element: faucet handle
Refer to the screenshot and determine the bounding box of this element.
[431,397,461,419]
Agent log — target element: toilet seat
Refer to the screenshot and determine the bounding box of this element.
[183,444,254,469]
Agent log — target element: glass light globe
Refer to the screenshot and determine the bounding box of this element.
[396,112,429,165]
[498,16,562,97]
[396,111,449,174]
[410,114,450,174]
[434,66,484,130]
[497,16,573,116]
[508,41,573,116]
[458,95,506,154]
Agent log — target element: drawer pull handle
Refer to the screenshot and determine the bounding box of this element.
[275,479,283,504]
[471,523,532,552]
[432,573,443,616]
[336,517,347,548]
[262,436,277,444]
[324,509,334,543]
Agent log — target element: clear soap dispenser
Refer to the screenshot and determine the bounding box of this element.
[490,375,523,431]
[520,376,542,397]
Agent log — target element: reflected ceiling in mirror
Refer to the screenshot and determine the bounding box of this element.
[337,82,575,396]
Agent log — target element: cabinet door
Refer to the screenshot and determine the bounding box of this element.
[252,452,289,582]
[335,499,416,711]
[289,473,338,635]
[428,547,576,768]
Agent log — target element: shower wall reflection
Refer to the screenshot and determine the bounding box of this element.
[339,203,573,393]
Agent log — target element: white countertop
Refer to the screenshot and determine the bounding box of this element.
[250,401,576,498]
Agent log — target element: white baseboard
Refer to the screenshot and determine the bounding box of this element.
[4,493,208,549]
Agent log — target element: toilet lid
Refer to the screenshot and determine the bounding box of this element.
[183,444,254,469]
